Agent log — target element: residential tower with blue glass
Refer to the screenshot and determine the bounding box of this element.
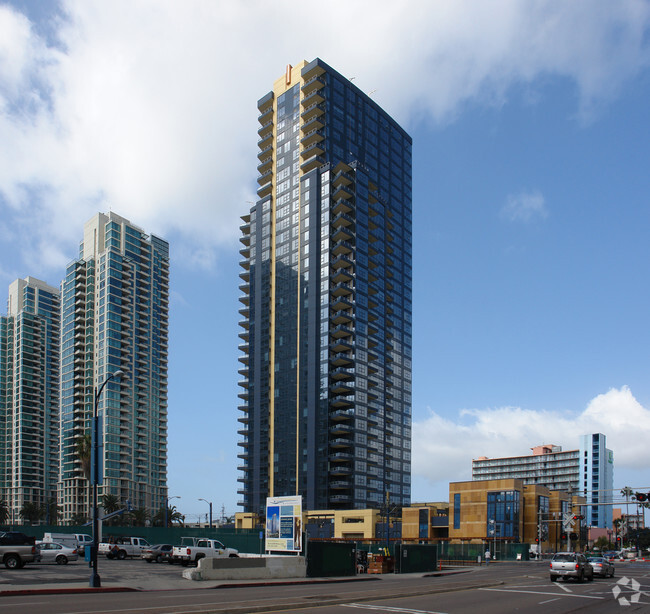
[238,59,413,515]
[59,213,169,523]
[0,277,60,523]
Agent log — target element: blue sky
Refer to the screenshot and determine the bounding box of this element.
[1,1,650,523]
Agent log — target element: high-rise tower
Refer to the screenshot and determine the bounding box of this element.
[238,59,413,515]
[0,277,60,523]
[59,212,169,523]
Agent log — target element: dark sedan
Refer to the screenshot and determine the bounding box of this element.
[141,544,174,563]
[588,556,615,577]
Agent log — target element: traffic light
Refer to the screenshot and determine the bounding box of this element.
[635,492,649,502]
[561,532,567,540]
[535,537,539,543]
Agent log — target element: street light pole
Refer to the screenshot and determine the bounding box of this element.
[165,495,180,528]
[90,369,124,588]
[199,498,213,529]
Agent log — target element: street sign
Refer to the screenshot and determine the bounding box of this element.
[562,512,574,531]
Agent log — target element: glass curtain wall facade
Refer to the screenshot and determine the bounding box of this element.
[238,59,412,515]
[0,277,60,523]
[59,213,169,523]
[579,433,613,528]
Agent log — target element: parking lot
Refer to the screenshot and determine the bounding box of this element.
[0,555,193,590]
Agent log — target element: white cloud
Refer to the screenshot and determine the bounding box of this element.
[0,0,648,275]
[412,386,650,496]
[501,190,548,222]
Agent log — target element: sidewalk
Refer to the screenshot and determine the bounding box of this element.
[0,567,476,596]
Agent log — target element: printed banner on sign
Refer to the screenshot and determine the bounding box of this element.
[266,495,302,552]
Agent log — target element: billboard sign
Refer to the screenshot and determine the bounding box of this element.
[265,495,302,552]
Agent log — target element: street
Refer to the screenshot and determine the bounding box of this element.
[0,559,648,613]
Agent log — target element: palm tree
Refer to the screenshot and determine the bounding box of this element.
[0,499,9,525]
[71,512,88,526]
[129,507,150,527]
[101,493,121,525]
[44,498,62,525]
[20,501,44,525]
[76,433,92,481]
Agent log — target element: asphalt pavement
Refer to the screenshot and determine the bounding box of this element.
[0,556,484,596]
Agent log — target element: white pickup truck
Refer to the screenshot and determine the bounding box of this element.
[172,537,238,566]
[98,536,151,560]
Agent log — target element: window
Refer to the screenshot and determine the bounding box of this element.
[453,493,461,529]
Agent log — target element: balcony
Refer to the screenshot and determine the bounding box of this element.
[301,60,326,82]
[300,154,326,174]
[300,89,325,108]
[330,381,354,396]
[331,212,354,229]
[330,366,354,380]
[332,198,353,216]
[258,120,273,139]
[331,267,353,285]
[329,466,352,476]
[300,141,325,160]
[258,143,273,161]
[300,115,324,134]
[331,254,354,271]
[301,75,326,96]
[332,169,354,188]
[331,240,354,257]
[332,225,354,243]
[258,105,273,126]
[331,282,354,298]
[257,132,273,150]
[257,157,272,175]
[329,452,353,462]
[257,169,273,186]
[330,437,354,448]
[257,182,272,198]
[332,184,353,201]
[301,102,325,122]
[330,324,353,339]
[300,128,324,148]
[330,408,354,421]
[331,296,354,313]
[331,308,353,326]
[330,423,353,435]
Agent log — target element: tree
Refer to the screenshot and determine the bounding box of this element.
[152,505,184,527]
[44,498,62,525]
[593,536,612,551]
[101,494,121,526]
[71,512,88,526]
[129,507,150,527]
[0,499,9,525]
[20,501,44,525]
[76,433,92,481]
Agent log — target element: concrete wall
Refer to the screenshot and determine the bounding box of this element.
[183,556,306,581]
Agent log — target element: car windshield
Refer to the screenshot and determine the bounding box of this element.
[588,557,604,562]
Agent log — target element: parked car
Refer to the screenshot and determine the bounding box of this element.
[0,540,39,569]
[0,532,36,545]
[42,532,92,554]
[36,541,79,565]
[550,552,594,582]
[172,537,238,566]
[142,544,174,564]
[98,536,151,560]
[588,556,615,578]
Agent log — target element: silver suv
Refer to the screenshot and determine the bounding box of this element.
[550,552,594,582]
